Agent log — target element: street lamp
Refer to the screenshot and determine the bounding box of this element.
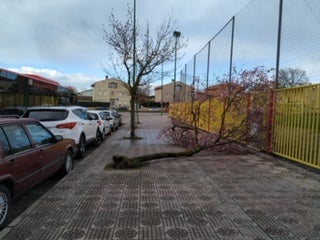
[173,30,181,103]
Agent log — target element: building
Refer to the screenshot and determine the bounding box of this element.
[0,68,76,109]
[205,82,241,98]
[154,81,193,104]
[91,77,130,109]
[77,89,93,102]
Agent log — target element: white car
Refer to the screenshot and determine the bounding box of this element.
[23,106,101,158]
[88,110,112,140]
[102,110,120,132]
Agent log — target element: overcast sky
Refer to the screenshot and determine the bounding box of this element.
[1,0,256,91]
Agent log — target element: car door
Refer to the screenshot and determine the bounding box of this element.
[0,124,41,196]
[72,108,96,142]
[81,110,97,141]
[24,122,62,180]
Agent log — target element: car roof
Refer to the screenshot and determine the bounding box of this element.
[0,118,38,125]
[26,106,86,111]
[88,110,103,113]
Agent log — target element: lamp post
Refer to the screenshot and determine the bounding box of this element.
[173,30,181,103]
[161,63,163,115]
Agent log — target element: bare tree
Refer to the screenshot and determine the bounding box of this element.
[278,67,309,88]
[103,6,187,138]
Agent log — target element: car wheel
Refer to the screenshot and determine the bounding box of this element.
[59,150,73,176]
[102,129,106,141]
[95,130,102,146]
[77,135,86,158]
[0,185,11,231]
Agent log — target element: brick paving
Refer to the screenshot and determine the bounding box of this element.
[1,112,320,239]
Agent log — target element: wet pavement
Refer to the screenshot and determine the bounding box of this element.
[1,112,320,239]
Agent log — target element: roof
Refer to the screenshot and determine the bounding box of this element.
[91,78,126,88]
[24,74,60,86]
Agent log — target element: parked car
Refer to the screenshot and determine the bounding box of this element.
[22,106,101,158]
[102,110,120,132]
[114,110,123,126]
[0,117,76,230]
[88,110,112,141]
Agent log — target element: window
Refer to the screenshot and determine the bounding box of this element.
[73,108,90,120]
[26,110,68,121]
[25,123,54,146]
[0,128,10,156]
[2,124,31,154]
[108,82,117,89]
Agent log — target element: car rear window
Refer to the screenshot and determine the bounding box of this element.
[25,110,68,121]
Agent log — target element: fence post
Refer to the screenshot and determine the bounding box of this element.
[228,16,235,83]
[206,41,210,89]
[266,89,275,152]
[208,99,212,132]
[246,93,251,145]
[275,0,283,89]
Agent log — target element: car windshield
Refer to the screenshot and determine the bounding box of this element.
[25,110,68,121]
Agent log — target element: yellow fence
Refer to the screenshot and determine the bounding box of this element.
[273,84,320,170]
[170,96,250,143]
[170,84,320,170]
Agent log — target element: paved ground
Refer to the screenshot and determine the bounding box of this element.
[1,112,320,239]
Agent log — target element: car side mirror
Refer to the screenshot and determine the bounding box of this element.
[88,114,94,120]
[54,135,63,142]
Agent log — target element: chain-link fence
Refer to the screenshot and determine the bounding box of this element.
[178,0,320,97]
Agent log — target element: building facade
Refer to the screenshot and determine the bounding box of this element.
[77,89,93,102]
[154,81,193,103]
[92,77,130,109]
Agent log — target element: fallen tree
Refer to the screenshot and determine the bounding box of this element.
[112,150,194,169]
[110,67,274,169]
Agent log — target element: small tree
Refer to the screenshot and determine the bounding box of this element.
[103,6,186,138]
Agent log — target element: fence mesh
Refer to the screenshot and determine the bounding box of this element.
[179,0,320,95]
[173,0,320,170]
[280,0,320,85]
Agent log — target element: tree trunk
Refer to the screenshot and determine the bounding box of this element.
[130,96,136,138]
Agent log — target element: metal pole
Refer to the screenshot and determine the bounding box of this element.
[229,16,235,83]
[173,31,181,103]
[184,64,187,102]
[275,0,283,89]
[161,63,163,115]
[206,41,211,89]
[133,0,137,126]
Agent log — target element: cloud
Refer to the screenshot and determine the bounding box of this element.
[1,0,257,92]
[9,66,100,92]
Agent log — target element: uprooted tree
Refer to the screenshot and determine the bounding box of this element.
[165,66,275,150]
[112,66,275,169]
[102,5,187,138]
